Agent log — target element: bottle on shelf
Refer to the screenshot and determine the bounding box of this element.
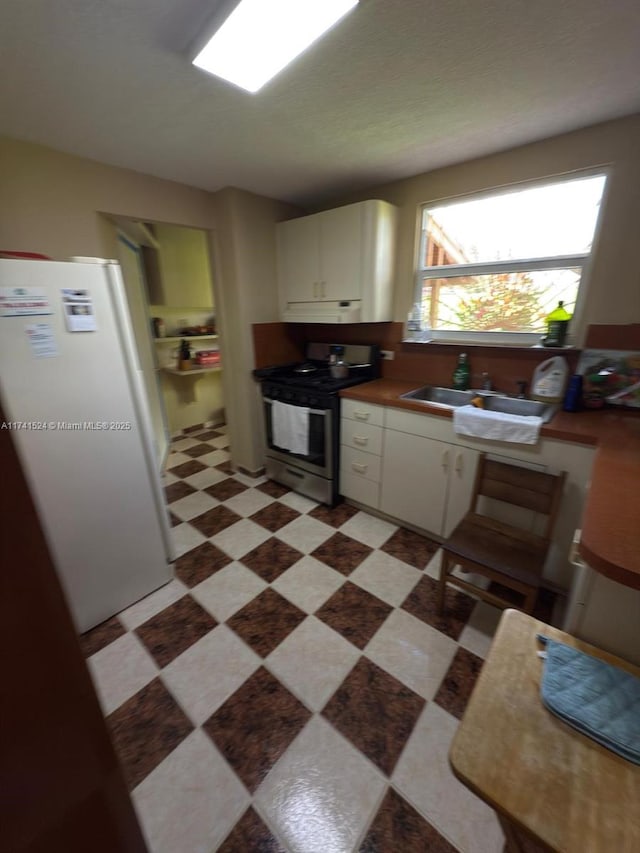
[542,301,571,347]
[452,353,470,390]
[178,339,192,371]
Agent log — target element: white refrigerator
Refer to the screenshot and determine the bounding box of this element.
[0,257,173,633]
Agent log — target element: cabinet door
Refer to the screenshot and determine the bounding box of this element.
[381,430,449,535]
[277,215,320,304]
[318,204,362,301]
[442,447,479,537]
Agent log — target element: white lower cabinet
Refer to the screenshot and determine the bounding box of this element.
[340,401,594,590]
[380,429,478,537]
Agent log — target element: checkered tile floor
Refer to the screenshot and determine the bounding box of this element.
[81,424,543,853]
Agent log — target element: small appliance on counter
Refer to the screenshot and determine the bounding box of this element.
[254,343,380,505]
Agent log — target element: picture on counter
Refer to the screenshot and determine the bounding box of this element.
[61,288,97,332]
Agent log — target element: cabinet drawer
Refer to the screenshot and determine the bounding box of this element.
[340,445,382,483]
[341,419,383,455]
[341,399,385,426]
[340,469,380,509]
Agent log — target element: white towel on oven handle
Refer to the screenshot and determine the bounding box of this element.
[272,401,310,456]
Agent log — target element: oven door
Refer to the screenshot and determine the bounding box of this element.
[263,396,334,479]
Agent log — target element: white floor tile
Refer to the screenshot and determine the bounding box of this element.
[364,609,457,700]
[88,633,158,715]
[190,562,267,622]
[340,511,398,549]
[392,703,504,853]
[223,488,274,517]
[133,729,250,853]
[165,451,191,469]
[424,548,443,580]
[232,471,264,487]
[211,518,272,560]
[266,617,360,711]
[278,491,319,514]
[197,449,229,467]
[271,557,345,613]
[170,437,200,452]
[171,522,206,558]
[183,466,228,490]
[161,625,261,725]
[161,471,178,487]
[169,490,218,521]
[118,579,188,630]
[349,550,422,607]
[210,435,230,449]
[275,515,334,554]
[255,716,385,853]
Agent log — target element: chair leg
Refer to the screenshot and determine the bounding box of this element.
[522,587,537,615]
[438,550,450,614]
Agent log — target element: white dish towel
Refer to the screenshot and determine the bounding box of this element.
[453,405,543,445]
[272,401,310,455]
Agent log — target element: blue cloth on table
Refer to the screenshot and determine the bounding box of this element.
[537,635,640,765]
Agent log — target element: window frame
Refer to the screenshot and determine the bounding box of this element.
[413,169,609,346]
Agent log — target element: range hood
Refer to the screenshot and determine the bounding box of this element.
[282,300,362,324]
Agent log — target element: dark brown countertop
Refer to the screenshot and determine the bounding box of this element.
[341,379,640,590]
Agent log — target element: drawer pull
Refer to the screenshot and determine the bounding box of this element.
[354,411,370,421]
[352,462,368,474]
[353,435,369,445]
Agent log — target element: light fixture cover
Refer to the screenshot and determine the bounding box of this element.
[193,0,359,93]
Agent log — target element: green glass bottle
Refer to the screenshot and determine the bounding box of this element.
[452,353,470,390]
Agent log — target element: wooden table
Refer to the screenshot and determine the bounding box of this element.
[449,609,640,853]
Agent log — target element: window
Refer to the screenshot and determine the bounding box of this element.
[415,172,607,343]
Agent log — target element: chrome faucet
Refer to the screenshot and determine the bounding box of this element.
[516,380,527,399]
[481,372,492,391]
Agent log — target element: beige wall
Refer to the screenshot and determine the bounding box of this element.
[321,114,640,342]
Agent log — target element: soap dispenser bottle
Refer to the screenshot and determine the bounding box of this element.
[452,353,470,390]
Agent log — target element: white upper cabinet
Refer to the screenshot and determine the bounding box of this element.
[277,199,397,323]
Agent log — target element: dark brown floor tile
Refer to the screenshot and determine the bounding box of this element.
[401,575,474,641]
[184,422,205,433]
[311,531,373,576]
[226,587,306,657]
[250,501,300,532]
[190,505,242,537]
[203,667,311,793]
[194,429,221,441]
[323,657,424,776]
[218,807,286,853]
[168,459,207,478]
[174,541,232,587]
[204,477,248,501]
[106,677,193,790]
[241,537,303,583]
[315,582,392,649]
[256,479,290,499]
[359,787,457,852]
[135,595,217,667]
[163,480,196,504]
[168,511,181,527]
[216,460,235,474]
[434,647,483,720]
[79,615,125,658]
[182,442,215,458]
[309,502,359,528]
[381,527,438,569]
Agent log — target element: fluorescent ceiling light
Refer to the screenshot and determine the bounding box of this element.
[193,0,359,93]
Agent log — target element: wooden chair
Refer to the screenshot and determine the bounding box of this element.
[438,453,566,615]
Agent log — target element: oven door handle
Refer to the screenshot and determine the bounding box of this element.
[263,397,327,417]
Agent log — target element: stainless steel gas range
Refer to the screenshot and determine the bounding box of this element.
[253,343,380,505]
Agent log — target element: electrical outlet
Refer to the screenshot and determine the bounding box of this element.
[381,349,395,360]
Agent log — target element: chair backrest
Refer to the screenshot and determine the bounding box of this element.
[471,454,566,539]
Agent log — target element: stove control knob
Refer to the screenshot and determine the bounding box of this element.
[284,390,293,400]
[298,394,308,405]
[309,397,318,407]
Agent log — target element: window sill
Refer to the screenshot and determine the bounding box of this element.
[400,340,580,355]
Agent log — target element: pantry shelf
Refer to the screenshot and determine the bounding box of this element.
[154,335,218,343]
[161,366,222,376]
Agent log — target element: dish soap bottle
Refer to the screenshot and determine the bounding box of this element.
[543,301,571,347]
[452,353,470,390]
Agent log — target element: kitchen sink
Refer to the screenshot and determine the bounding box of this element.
[400,385,558,422]
[401,386,474,407]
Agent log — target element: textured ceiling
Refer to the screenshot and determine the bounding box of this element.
[2,0,639,206]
